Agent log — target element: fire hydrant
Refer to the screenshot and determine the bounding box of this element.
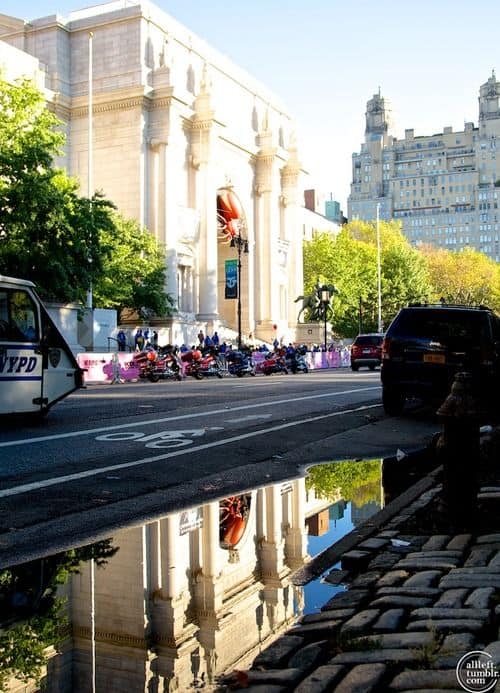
[436,372,481,529]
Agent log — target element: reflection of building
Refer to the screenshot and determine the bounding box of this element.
[348,74,500,262]
[0,1,309,345]
[351,499,382,527]
[65,480,309,691]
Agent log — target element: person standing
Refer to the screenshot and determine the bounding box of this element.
[135,329,144,351]
[212,331,220,346]
[197,329,205,345]
[117,329,127,352]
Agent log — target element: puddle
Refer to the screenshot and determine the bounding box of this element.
[0,452,433,690]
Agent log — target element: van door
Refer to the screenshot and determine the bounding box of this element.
[0,287,43,414]
[39,303,82,407]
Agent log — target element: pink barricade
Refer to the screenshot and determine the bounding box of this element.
[77,353,141,383]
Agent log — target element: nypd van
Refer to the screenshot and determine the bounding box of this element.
[0,275,83,415]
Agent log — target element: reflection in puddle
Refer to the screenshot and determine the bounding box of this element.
[302,459,383,615]
[0,456,414,691]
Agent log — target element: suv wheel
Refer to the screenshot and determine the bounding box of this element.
[382,386,405,415]
[351,363,359,372]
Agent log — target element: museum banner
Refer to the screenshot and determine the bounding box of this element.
[225,259,237,299]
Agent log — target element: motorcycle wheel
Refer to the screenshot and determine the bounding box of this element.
[263,369,272,376]
[217,370,224,379]
[236,371,244,377]
[148,373,160,383]
[175,374,182,381]
[195,371,204,380]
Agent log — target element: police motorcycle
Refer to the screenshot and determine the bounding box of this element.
[0,275,83,416]
[226,349,256,377]
[181,347,225,379]
[134,345,182,382]
[286,345,309,374]
[261,349,288,376]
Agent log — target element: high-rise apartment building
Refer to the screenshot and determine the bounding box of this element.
[348,72,500,261]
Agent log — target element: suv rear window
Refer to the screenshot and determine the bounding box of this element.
[391,309,489,342]
[354,335,383,346]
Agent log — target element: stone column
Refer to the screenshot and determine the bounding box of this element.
[253,119,281,340]
[151,515,199,692]
[259,484,287,583]
[280,139,303,339]
[195,501,224,684]
[285,478,309,569]
[190,67,219,324]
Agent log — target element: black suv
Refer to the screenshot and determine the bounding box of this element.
[380,304,500,415]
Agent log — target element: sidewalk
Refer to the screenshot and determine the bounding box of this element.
[217,425,500,692]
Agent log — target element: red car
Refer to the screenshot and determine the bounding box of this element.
[350,333,384,371]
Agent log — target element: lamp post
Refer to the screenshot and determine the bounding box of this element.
[319,285,331,352]
[230,231,249,350]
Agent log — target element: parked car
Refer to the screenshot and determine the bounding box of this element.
[380,303,500,415]
[350,333,384,371]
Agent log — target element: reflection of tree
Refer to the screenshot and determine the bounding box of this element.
[306,460,381,503]
[0,540,118,688]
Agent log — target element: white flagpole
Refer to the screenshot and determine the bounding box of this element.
[87,32,94,309]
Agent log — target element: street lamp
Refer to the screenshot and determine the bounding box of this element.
[319,285,331,352]
[230,231,249,350]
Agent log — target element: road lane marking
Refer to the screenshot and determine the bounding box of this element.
[0,403,380,498]
[0,386,380,449]
[95,427,223,449]
[226,414,271,423]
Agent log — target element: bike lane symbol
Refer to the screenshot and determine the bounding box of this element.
[95,427,223,449]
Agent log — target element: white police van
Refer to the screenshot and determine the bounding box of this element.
[0,275,83,415]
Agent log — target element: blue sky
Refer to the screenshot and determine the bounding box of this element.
[4,0,499,210]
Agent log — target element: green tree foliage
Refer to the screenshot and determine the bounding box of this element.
[306,459,382,505]
[0,74,172,317]
[302,222,431,337]
[0,540,118,688]
[93,214,173,320]
[420,245,500,312]
[0,74,114,303]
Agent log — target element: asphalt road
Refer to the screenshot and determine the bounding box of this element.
[0,369,440,566]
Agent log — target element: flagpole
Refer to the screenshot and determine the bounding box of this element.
[87,31,94,309]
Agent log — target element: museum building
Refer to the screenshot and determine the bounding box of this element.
[0,0,310,346]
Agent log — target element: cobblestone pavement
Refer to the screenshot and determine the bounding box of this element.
[217,426,500,692]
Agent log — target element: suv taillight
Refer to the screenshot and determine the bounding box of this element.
[381,337,391,360]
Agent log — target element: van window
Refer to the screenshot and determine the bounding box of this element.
[0,289,39,341]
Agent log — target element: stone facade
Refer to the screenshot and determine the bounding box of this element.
[348,72,500,262]
[61,479,316,691]
[0,0,308,345]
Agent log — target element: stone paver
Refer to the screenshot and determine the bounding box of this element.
[216,429,500,693]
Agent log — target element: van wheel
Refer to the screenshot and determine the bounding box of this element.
[382,387,405,416]
[351,364,359,371]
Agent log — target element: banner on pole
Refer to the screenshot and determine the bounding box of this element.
[225,259,238,299]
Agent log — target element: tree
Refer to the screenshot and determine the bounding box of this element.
[420,245,500,312]
[306,459,381,505]
[0,540,118,688]
[0,74,113,303]
[0,74,173,317]
[93,214,173,320]
[302,223,431,338]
